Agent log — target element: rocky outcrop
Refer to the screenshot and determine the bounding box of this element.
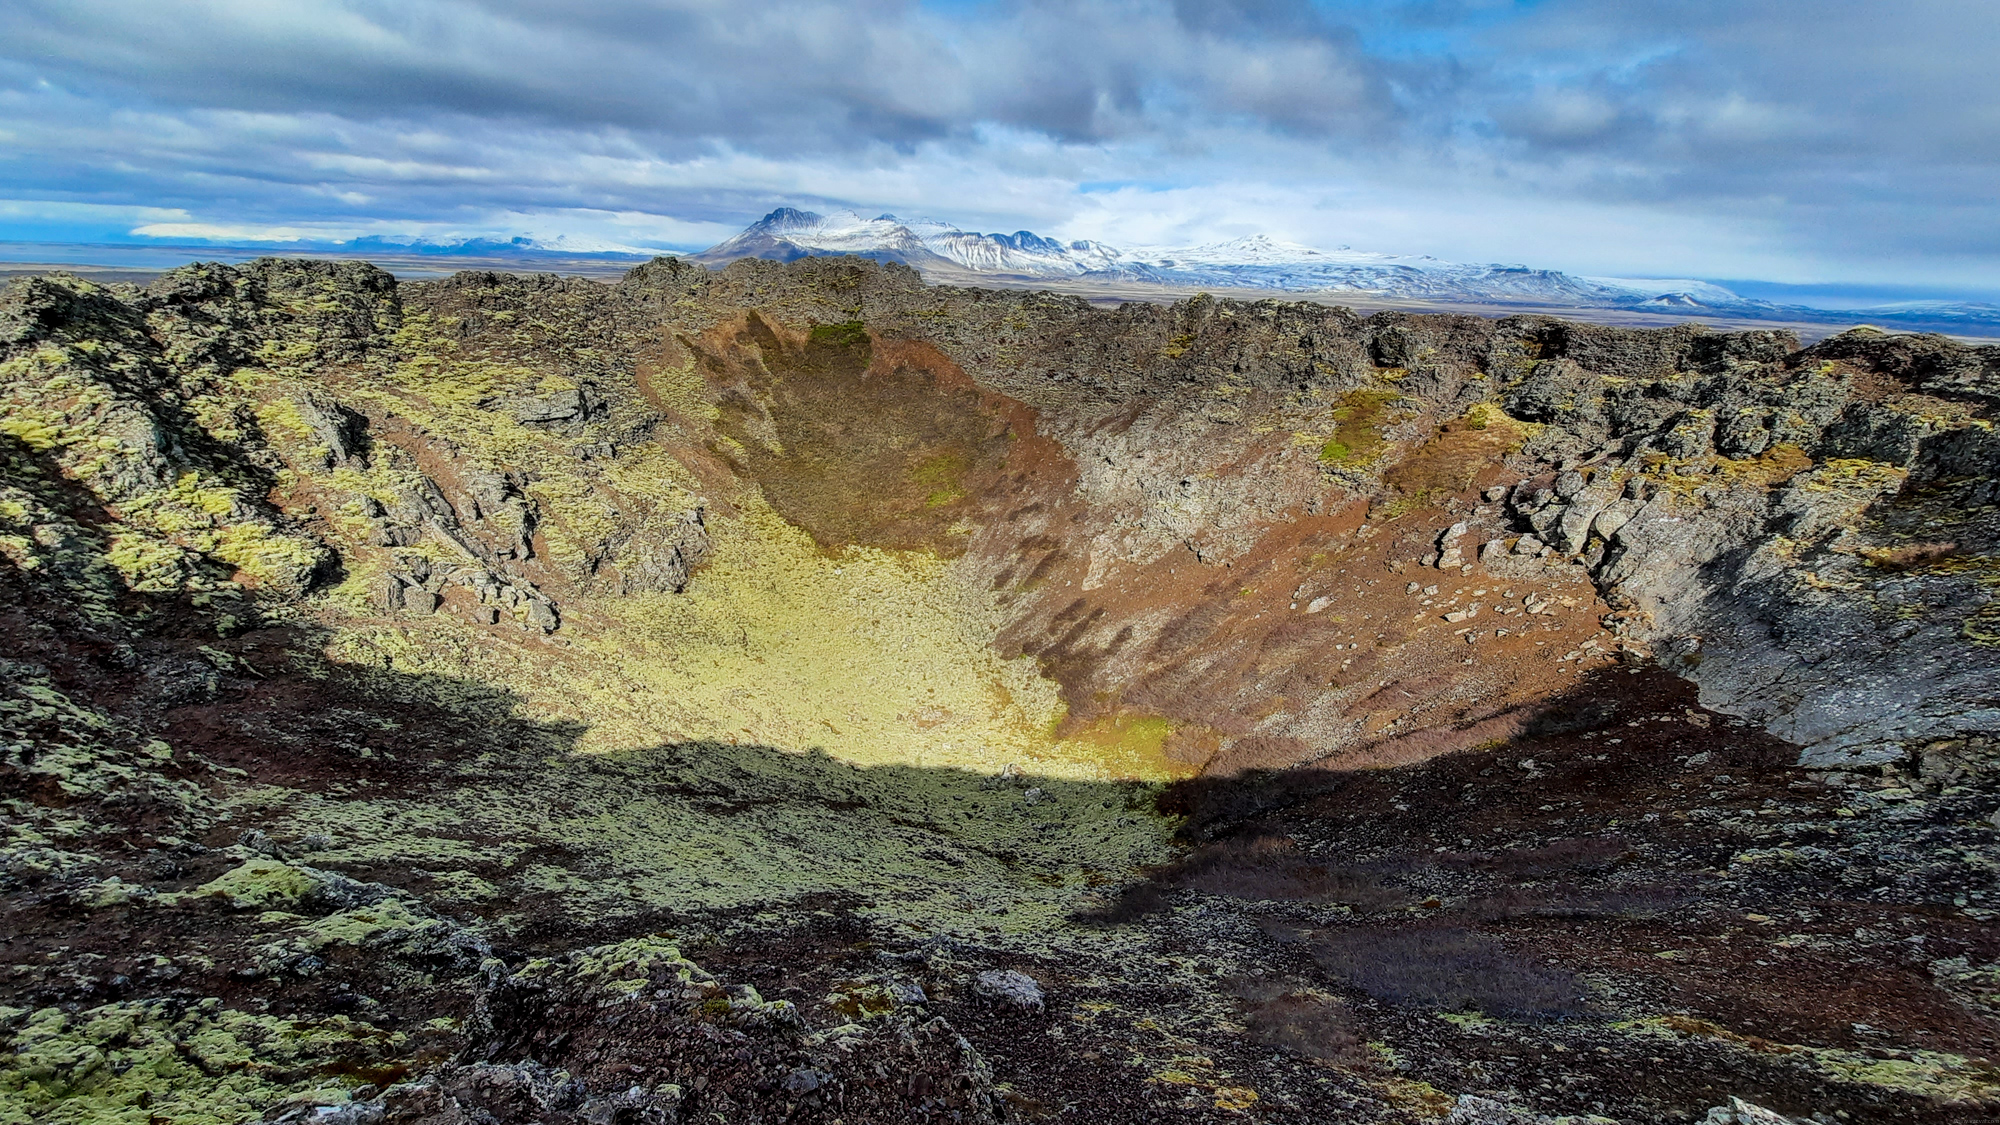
[1492,327,2000,767]
[0,273,339,600]
[359,939,1001,1125]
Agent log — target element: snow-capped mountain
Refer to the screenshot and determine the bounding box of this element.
[690,208,2000,334]
[694,209,1712,309]
[693,208,1123,277]
[1107,236,1627,306]
[1582,276,1744,305]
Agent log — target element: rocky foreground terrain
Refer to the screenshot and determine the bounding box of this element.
[2,256,1998,1124]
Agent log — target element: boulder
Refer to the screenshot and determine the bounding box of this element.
[1702,1096,1808,1124]
[972,968,1045,1012]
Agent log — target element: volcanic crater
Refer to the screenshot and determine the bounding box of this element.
[3,255,2000,1124]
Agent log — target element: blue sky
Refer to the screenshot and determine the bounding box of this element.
[1,1,1996,295]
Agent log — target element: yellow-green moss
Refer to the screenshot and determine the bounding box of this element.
[181,861,321,911]
[0,670,206,816]
[1061,714,1182,778]
[0,1000,406,1125]
[1615,1015,2000,1102]
[318,484,1186,782]
[807,321,870,350]
[0,417,61,452]
[300,899,429,948]
[1314,389,1402,468]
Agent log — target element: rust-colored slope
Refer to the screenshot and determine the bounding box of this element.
[686,312,1034,557]
[974,456,1620,776]
[673,300,1628,777]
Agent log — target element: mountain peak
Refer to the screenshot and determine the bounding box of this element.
[751,207,824,232]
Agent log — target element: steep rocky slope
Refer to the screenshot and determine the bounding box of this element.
[2,257,1997,1124]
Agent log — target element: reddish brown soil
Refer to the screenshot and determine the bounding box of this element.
[982,475,1617,776]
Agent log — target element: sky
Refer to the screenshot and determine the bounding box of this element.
[1,0,1997,295]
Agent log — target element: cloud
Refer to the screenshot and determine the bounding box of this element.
[129,222,323,242]
[0,200,195,224]
[0,0,1993,289]
[0,0,1396,148]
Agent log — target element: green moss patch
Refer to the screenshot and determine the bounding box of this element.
[274,731,1175,940]
[1315,389,1402,468]
[0,1000,406,1125]
[708,314,1010,555]
[181,860,324,911]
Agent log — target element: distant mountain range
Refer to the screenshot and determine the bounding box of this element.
[7,212,1996,335]
[332,234,660,258]
[0,234,663,274]
[688,208,2000,335]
